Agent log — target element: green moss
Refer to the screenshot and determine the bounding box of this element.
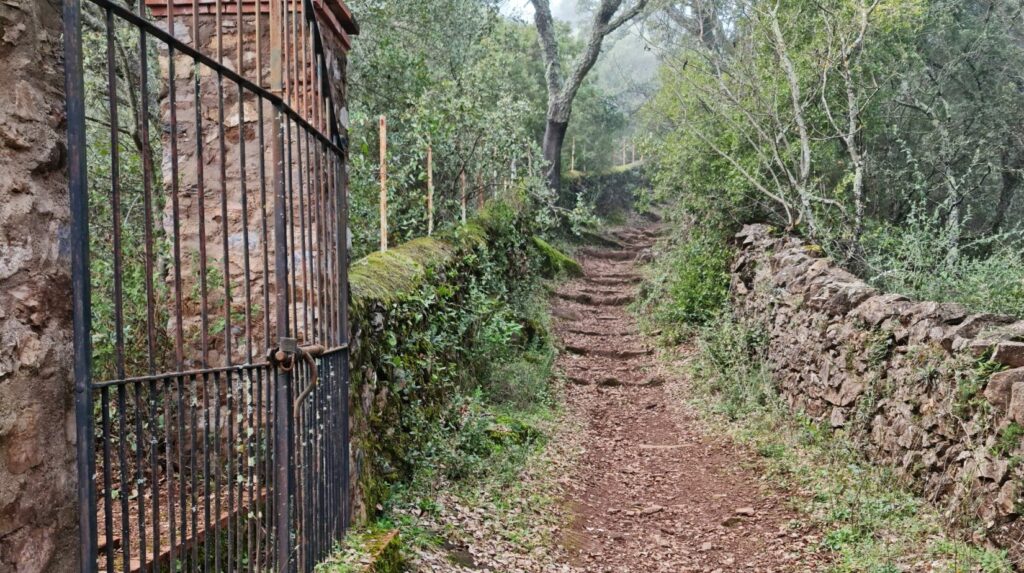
[350,246,437,305]
[349,222,492,308]
[363,531,404,573]
[343,199,547,525]
[316,529,404,573]
[531,237,583,278]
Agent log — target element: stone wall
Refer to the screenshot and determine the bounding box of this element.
[0,0,79,571]
[345,202,540,522]
[731,224,1024,551]
[154,12,347,369]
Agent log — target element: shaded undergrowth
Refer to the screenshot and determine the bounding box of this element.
[318,287,572,571]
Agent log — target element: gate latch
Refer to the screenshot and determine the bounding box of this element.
[269,337,299,371]
[269,338,328,416]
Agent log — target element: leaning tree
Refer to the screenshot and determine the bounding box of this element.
[530,0,649,191]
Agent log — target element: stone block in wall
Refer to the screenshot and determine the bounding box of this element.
[1003,369,1024,424]
[850,293,912,327]
[993,342,1024,368]
[985,370,1017,413]
[899,301,970,327]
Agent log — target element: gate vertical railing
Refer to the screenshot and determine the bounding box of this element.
[63,0,352,568]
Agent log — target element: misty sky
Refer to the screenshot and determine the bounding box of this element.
[498,0,659,115]
[499,0,583,23]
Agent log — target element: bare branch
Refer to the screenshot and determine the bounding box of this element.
[531,0,649,121]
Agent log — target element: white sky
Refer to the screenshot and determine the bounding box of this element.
[498,0,660,110]
[498,0,582,23]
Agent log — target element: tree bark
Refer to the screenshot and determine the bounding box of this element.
[543,119,569,190]
[531,0,648,193]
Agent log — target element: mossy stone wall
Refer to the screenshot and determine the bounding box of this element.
[345,202,544,521]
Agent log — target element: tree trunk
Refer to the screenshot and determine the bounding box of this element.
[542,119,569,193]
[992,150,1020,234]
[529,0,648,192]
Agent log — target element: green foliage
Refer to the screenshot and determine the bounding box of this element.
[690,313,776,421]
[344,1,544,256]
[993,423,1024,458]
[637,225,732,341]
[561,85,629,175]
[344,1,631,253]
[423,392,547,483]
[82,14,173,380]
[348,199,558,512]
[954,358,1006,416]
[861,209,1024,317]
[640,0,1024,316]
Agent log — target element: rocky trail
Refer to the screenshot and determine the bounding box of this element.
[550,219,824,572]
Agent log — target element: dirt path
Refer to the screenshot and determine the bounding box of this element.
[551,219,823,573]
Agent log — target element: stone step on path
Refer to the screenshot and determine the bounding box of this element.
[564,344,653,360]
[585,276,643,286]
[578,248,639,262]
[549,218,822,572]
[565,327,638,337]
[555,291,635,307]
[575,285,635,296]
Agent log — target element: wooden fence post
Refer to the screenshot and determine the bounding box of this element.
[460,169,467,223]
[379,115,388,252]
[426,144,434,236]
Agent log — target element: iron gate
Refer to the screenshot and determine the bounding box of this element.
[63,0,352,568]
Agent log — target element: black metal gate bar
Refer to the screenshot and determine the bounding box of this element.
[65,0,98,569]
[64,0,352,566]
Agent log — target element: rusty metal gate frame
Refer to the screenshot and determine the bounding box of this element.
[63,0,351,568]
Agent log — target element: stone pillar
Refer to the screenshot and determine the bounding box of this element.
[0,0,79,571]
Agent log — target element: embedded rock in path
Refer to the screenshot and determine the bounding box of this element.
[579,248,637,262]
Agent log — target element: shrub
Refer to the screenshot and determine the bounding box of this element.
[860,209,1024,318]
[690,313,777,420]
[638,226,732,340]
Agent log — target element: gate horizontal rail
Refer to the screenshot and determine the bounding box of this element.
[64,0,352,568]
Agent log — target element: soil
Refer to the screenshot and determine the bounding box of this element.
[550,219,826,572]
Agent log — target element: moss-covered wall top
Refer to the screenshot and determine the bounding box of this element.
[345,200,549,521]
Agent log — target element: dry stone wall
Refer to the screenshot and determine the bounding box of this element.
[154,13,347,369]
[731,224,1024,551]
